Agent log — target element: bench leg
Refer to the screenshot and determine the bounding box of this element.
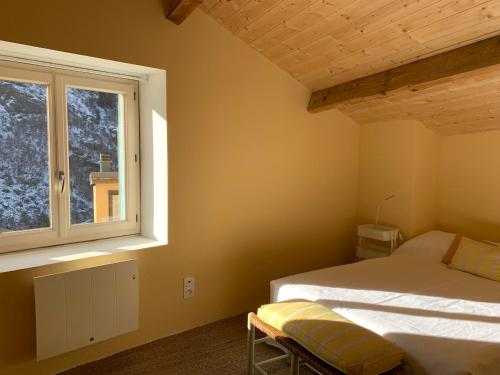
[247,317,256,375]
[290,353,299,375]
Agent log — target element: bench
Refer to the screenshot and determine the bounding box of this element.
[247,301,403,375]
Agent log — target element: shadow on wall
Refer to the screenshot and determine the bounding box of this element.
[0,251,139,371]
[438,207,500,243]
[0,270,35,368]
[189,220,358,316]
[0,225,356,371]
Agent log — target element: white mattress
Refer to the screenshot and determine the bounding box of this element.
[270,254,500,375]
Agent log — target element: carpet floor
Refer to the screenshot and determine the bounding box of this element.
[61,314,316,375]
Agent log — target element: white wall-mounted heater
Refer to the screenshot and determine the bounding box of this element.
[34,259,139,360]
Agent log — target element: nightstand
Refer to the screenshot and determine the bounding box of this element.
[356,224,400,260]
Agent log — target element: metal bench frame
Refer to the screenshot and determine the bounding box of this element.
[247,312,341,375]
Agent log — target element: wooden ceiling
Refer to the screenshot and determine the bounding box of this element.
[200,0,500,90]
[199,0,500,135]
[337,65,500,136]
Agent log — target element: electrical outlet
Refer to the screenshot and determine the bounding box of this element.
[183,277,195,299]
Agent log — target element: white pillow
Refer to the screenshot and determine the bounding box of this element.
[392,230,455,262]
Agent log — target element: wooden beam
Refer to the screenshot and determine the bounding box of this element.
[164,0,202,25]
[308,35,500,113]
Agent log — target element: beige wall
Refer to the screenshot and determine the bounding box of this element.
[411,122,441,236]
[438,131,500,242]
[357,120,440,238]
[0,1,360,374]
[358,120,500,243]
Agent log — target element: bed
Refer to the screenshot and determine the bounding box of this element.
[270,231,500,375]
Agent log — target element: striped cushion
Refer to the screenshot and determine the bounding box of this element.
[441,234,462,264]
[257,301,403,375]
[449,237,500,282]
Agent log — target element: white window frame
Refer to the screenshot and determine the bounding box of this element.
[0,61,140,253]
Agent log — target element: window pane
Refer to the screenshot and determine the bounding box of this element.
[0,80,50,232]
[67,87,125,224]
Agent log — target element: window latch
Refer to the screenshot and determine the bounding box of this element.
[58,171,66,194]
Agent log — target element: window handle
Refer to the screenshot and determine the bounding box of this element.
[58,171,66,194]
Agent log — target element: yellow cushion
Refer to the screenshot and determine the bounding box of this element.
[257,301,403,375]
[449,237,500,282]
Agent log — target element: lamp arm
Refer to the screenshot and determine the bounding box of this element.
[375,194,395,225]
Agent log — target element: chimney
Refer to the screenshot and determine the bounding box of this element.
[99,152,112,172]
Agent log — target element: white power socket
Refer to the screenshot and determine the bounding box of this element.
[183,277,195,299]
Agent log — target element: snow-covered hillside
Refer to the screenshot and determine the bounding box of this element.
[0,80,119,231]
[67,87,119,224]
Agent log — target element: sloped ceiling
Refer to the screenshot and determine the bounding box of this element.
[200,0,500,135]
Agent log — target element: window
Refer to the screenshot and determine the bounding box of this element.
[0,62,140,253]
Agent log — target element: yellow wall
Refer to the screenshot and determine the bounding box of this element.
[438,131,500,242]
[358,120,500,243]
[0,1,360,374]
[357,120,440,238]
[411,122,441,236]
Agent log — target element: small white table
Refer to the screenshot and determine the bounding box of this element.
[356,224,400,260]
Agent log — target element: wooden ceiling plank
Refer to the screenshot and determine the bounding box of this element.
[200,0,500,136]
[283,2,386,47]
[267,0,497,87]
[205,0,253,24]
[398,90,499,108]
[262,15,349,60]
[295,22,479,87]
[427,111,500,126]
[286,55,333,78]
[430,118,500,134]
[237,0,315,43]
[341,78,500,136]
[424,19,500,50]
[202,0,498,95]
[261,0,441,69]
[251,0,352,51]
[308,35,500,113]
[337,30,492,82]
[409,0,500,43]
[341,0,492,47]
[297,46,423,89]
[300,21,500,89]
[199,0,220,11]
[399,0,493,33]
[325,0,442,42]
[341,0,482,56]
[420,107,500,123]
[262,0,395,59]
[223,0,284,33]
[342,84,500,115]
[277,32,422,84]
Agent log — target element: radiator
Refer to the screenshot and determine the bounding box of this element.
[34,259,139,360]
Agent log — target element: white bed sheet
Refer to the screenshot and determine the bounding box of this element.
[270,255,500,375]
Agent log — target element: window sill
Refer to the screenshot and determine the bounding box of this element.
[0,235,165,274]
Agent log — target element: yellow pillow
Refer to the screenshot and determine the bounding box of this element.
[257,301,403,375]
[449,237,500,282]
